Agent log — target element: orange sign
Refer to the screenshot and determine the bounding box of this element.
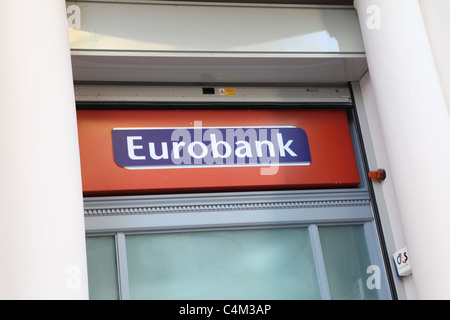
[77,109,360,195]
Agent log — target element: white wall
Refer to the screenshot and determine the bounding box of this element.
[419,0,450,112]
[353,74,418,299]
[354,0,450,299]
[0,0,88,299]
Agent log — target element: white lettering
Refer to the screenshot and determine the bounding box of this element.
[171,129,191,165]
[179,304,214,317]
[149,142,169,160]
[210,134,232,158]
[228,128,257,165]
[127,136,146,160]
[255,140,275,157]
[116,126,309,168]
[223,305,271,315]
[172,141,185,160]
[277,133,297,157]
[188,141,208,159]
[235,140,252,158]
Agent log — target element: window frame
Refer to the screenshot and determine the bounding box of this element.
[85,188,392,300]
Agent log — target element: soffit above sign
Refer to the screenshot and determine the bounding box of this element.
[67,1,367,83]
[74,85,352,104]
[164,0,354,5]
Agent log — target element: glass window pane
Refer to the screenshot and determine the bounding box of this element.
[86,236,119,300]
[319,225,379,300]
[125,227,320,300]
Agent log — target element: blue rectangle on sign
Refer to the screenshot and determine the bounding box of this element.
[112,126,311,169]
